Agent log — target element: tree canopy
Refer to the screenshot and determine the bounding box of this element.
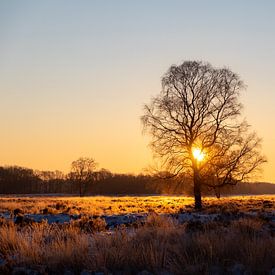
[70,157,98,196]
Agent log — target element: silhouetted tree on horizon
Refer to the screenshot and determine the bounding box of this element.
[142,61,266,209]
[69,157,98,196]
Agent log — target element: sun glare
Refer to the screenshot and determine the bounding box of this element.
[192,148,205,162]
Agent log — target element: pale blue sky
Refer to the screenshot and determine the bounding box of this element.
[0,0,275,181]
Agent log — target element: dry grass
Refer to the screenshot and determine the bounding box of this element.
[0,214,274,274]
[0,195,274,274]
[0,195,274,216]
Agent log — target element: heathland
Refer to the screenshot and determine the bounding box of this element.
[0,195,274,274]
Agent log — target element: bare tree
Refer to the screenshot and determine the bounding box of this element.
[142,61,266,209]
[70,157,98,196]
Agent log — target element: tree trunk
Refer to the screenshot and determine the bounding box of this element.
[79,181,82,197]
[193,168,202,210]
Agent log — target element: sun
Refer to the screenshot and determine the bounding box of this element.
[192,147,205,162]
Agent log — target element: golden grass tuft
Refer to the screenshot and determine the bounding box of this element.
[0,216,274,274]
[0,195,274,274]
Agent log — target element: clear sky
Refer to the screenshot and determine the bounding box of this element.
[0,0,275,182]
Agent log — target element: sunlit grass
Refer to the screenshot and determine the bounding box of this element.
[0,214,274,274]
[0,195,274,216]
[0,195,274,273]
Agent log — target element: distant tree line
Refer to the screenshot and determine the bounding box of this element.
[0,165,274,196]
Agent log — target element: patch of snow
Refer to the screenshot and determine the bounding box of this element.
[25,214,71,224]
[0,210,274,228]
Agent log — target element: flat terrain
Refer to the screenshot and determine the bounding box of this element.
[0,195,274,274]
[0,194,274,216]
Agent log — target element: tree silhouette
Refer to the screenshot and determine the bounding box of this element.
[70,157,98,196]
[142,61,266,209]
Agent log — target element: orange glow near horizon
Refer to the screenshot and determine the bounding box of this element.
[1,1,275,183]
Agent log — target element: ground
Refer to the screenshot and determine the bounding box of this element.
[0,194,274,216]
[0,195,274,274]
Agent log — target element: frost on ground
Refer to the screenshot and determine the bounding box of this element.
[1,210,275,230]
[0,194,274,228]
[0,195,274,274]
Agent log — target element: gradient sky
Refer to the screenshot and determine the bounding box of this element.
[0,0,275,182]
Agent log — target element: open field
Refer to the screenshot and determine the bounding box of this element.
[0,195,274,216]
[0,195,274,274]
